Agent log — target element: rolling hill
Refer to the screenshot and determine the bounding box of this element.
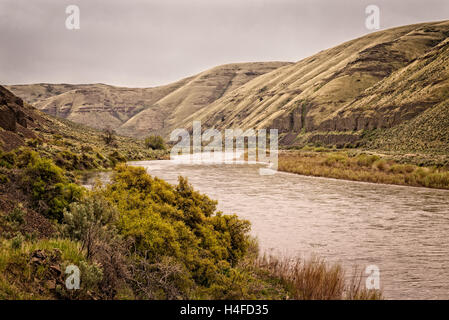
[180,21,449,152]
[0,84,165,164]
[6,62,290,137]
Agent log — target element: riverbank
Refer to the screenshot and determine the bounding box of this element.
[278,149,449,190]
[0,154,383,300]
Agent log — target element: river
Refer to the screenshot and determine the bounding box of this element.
[86,155,449,299]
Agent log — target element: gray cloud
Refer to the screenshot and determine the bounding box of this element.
[1,0,448,87]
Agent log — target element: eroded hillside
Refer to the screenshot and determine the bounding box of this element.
[180,21,449,151]
[7,62,290,136]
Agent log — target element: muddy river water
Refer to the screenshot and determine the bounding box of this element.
[87,155,449,299]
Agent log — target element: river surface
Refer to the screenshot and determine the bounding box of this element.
[88,155,449,299]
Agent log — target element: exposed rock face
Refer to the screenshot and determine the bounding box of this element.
[272,105,304,133]
[307,133,362,148]
[0,105,17,132]
[0,86,42,151]
[0,86,27,132]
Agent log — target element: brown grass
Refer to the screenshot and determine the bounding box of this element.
[278,151,449,189]
[253,255,382,300]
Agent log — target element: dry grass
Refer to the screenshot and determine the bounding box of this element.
[253,255,382,300]
[279,150,449,189]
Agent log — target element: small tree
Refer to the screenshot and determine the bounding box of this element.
[145,135,166,150]
[103,126,116,146]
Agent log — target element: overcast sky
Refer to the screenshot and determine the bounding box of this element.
[1,0,448,87]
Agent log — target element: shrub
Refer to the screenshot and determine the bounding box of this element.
[390,164,415,174]
[372,159,389,171]
[324,154,348,166]
[25,138,41,148]
[0,151,16,168]
[7,205,25,226]
[22,156,84,220]
[0,238,105,299]
[128,255,193,299]
[0,173,9,184]
[11,234,24,250]
[62,194,129,298]
[356,154,380,167]
[63,194,118,258]
[55,150,80,170]
[102,127,116,146]
[108,151,126,167]
[81,145,93,153]
[15,148,39,168]
[145,135,166,150]
[102,164,251,295]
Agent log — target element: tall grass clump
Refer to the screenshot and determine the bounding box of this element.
[253,255,382,300]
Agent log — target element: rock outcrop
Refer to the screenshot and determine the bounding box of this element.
[0,86,27,132]
[0,86,42,151]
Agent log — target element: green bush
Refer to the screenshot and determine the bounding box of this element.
[0,173,9,184]
[63,194,119,257]
[145,135,166,150]
[15,148,39,168]
[102,164,251,296]
[7,205,25,226]
[11,234,24,250]
[0,238,105,299]
[108,151,126,167]
[25,138,41,148]
[0,151,16,168]
[324,153,348,166]
[356,154,380,167]
[22,156,84,221]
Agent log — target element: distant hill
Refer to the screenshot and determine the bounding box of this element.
[6,62,290,137]
[0,85,166,165]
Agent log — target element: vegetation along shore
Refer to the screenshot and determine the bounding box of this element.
[278,148,449,190]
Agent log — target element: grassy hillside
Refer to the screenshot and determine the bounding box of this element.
[6,80,193,133]
[7,62,290,137]
[0,85,167,165]
[118,62,290,137]
[179,21,449,152]
[367,101,449,154]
